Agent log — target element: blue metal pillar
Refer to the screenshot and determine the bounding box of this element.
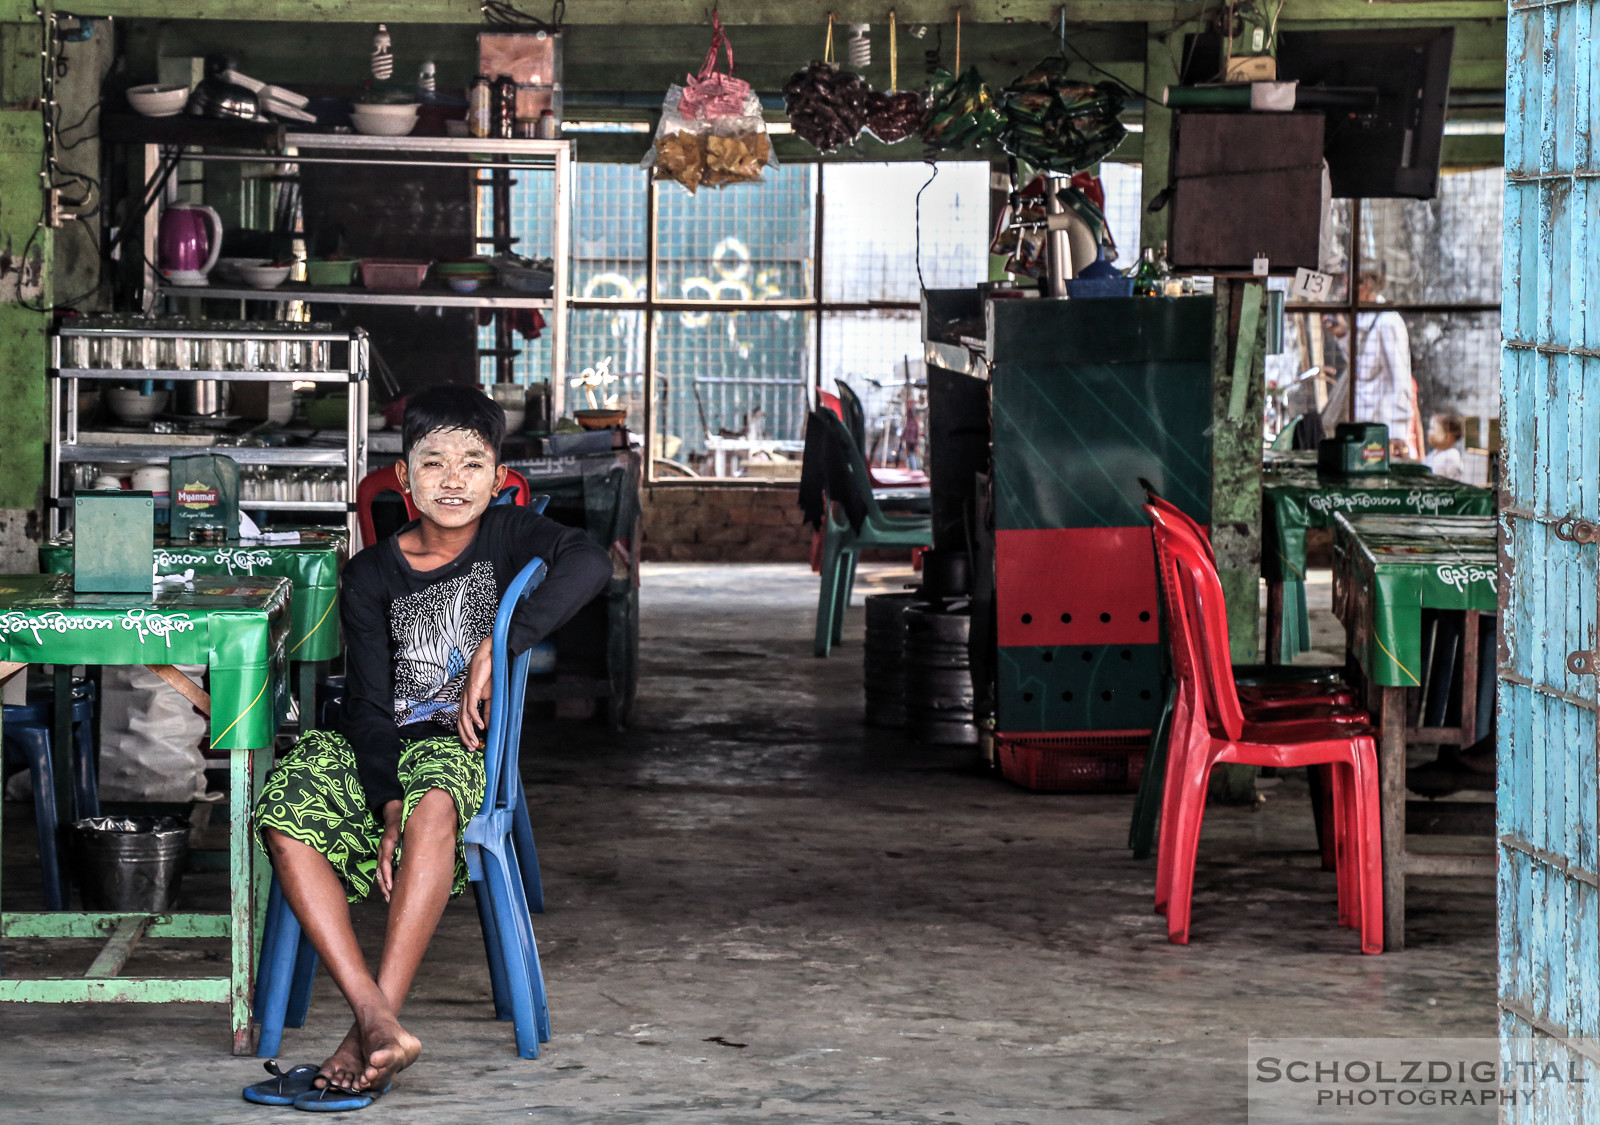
[1501,0,1600,1114]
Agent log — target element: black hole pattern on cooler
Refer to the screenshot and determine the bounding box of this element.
[1100,612,1111,623]
[1140,689,1152,700]
[1101,690,1113,701]
[1120,650,1132,661]
[1060,612,1072,624]
[1023,692,1034,703]
[1139,611,1151,622]
[1041,651,1053,663]
[1061,691,1073,702]
[1081,651,1093,662]
[1021,613,1032,624]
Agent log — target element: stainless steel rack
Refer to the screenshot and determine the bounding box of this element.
[129,130,571,409]
[49,321,369,540]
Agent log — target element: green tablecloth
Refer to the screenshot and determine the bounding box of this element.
[41,529,345,662]
[1262,462,1493,658]
[1331,513,1498,687]
[0,572,290,749]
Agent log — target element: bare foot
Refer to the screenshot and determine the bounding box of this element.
[317,1022,365,1090]
[356,1013,421,1092]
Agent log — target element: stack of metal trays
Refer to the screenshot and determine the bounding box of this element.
[904,603,977,745]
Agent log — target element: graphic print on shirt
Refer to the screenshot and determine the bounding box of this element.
[389,561,498,729]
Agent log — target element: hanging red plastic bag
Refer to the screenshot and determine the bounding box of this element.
[645,11,775,193]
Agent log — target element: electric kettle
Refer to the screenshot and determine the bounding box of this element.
[158,203,224,286]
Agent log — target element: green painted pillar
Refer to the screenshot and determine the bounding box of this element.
[1207,279,1267,805]
[0,25,50,524]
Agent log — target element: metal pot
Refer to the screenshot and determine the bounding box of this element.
[178,379,230,417]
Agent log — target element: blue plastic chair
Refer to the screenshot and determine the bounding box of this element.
[254,557,555,1059]
[2,684,99,910]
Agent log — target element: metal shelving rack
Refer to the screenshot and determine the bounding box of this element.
[127,128,571,413]
[49,322,370,540]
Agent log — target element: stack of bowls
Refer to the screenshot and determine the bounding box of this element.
[435,259,497,293]
[127,83,190,117]
[350,103,419,136]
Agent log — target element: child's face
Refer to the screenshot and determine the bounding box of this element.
[398,427,507,531]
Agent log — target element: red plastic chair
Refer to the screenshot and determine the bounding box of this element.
[1142,510,1358,913]
[356,464,532,549]
[1148,507,1384,954]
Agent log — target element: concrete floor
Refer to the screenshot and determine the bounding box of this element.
[0,563,1494,1124]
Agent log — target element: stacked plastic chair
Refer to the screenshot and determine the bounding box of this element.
[254,557,555,1058]
[1128,486,1353,860]
[1,681,99,909]
[811,410,932,657]
[1146,506,1384,954]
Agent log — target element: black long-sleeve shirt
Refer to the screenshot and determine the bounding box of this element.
[338,505,612,812]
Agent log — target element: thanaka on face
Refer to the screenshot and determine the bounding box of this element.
[395,427,507,531]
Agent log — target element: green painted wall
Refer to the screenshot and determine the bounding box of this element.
[0,26,48,514]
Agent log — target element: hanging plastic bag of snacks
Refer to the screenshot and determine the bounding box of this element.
[863,11,923,143]
[998,58,1127,174]
[783,14,872,153]
[918,12,1003,151]
[643,10,775,194]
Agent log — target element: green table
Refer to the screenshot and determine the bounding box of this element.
[0,573,290,1053]
[41,529,345,725]
[1261,461,1493,660]
[1328,513,1498,952]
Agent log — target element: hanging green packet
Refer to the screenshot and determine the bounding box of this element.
[169,453,242,540]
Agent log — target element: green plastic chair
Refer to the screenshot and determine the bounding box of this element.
[812,411,932,657]
[1270,414,1304,451]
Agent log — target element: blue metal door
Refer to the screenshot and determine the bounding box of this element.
[1501,1,1600,1111]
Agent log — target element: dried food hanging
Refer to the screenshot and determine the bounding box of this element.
[783,14,872,153]
[997,57,1127,174]
[863,11,923,143]
[919,13,1003,151]
[643,10,775,193]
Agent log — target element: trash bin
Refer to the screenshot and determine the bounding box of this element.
[70,816,190,911]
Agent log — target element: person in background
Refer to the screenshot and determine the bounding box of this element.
[1423,412,1468,481]
[1352,268,1425,460]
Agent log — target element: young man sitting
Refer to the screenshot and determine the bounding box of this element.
[251,385,611,1106]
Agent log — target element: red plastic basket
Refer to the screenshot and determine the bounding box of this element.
[995,730,1149,793]
[360,258,431,290]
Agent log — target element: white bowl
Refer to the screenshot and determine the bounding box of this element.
[213,257,264,284]
[351,104,419,136]
[128,83,189,117]
[237,262,292,290]
[106,387,170,423]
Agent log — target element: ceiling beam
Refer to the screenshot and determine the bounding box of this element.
[0,0,1508,25]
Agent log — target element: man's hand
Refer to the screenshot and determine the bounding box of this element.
[457,637,495,751]
[376,800,403,902]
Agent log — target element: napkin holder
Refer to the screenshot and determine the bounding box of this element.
[1318,422,1390,476]
[74,491,155,593]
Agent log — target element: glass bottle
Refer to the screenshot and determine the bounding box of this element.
[1129,248,1162,297]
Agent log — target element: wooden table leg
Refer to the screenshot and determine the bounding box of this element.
[1265,580,1284,665]
[1459,610,1480,746]
[1379,685,1407,952]
[230,743,257,1056]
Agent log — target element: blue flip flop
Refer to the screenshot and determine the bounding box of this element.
[242,1061,322,1106]
[292,1082,392,1112]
